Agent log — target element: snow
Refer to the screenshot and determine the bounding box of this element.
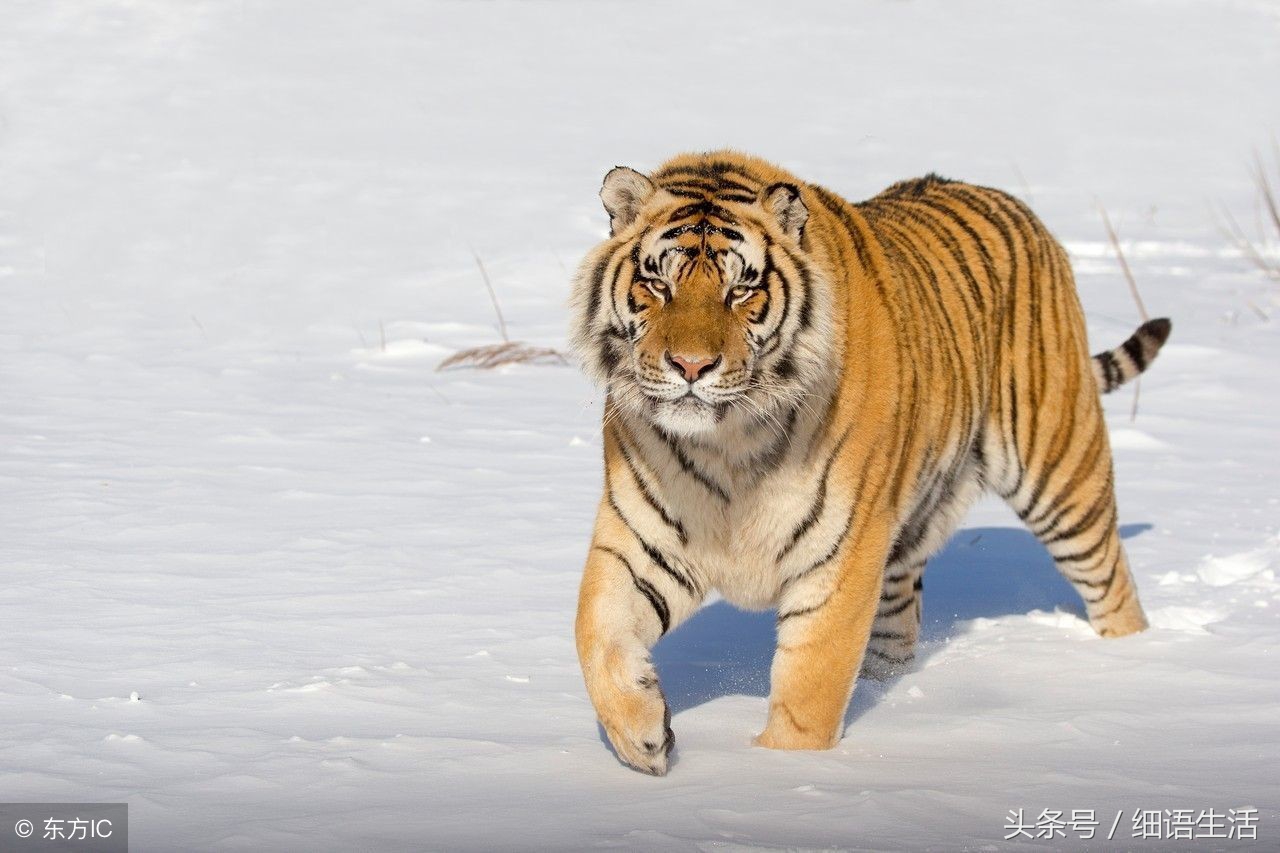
[2,0,1278,849]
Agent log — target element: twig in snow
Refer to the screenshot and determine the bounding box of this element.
[1098,204,1149,322]
[1254,147,1280,242]
[473,251,509,343]
[436,253,569,371]
[1215,203,1280,279]
[437,341,568,371]
[1214,144,1280,281]
[1097,203,1149,421]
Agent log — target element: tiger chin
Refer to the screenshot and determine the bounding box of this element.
[569,150,1170,775]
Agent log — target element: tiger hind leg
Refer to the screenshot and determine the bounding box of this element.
[862,467,985,680]
[861,557,925,680]
[1003,423,1148,638]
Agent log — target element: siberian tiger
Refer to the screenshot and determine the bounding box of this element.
[569,151,1170,775]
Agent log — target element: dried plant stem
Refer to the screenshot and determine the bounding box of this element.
[437,341,568,371]
[1098,203,1149,422]
[1216,144,1280,281]
[1216,203,1280,279]
[1098,205,1149,322]
[435,251,568,371]
[1254,149,1280,240]
[473,252,510,343]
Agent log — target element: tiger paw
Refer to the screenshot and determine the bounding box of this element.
[1090,596,1149,638]
[599,677,674,775]
[859,649,914,681]
[753,704,841,751]
[587,648,675,775]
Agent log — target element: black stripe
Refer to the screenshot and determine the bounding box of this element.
[877,596,914,618]
[781,503,855,589]
[777,596,829,623]
[665,187,711,199]
[662,179,717,191]
[1121,334,1147,372]
[715,178,759,196]
[865,647,911,664]
[1023,426,1107,531]
[812,185,877,274]
[1052,518,1115,567]
[614,431,688,545]
[653,425,730,502]
[1042,493,1110,546]
[752,406,798,475]
[584,251,613,327]
[640,540,696,597]
[1089,582,1132,616]
[669,201,738,222]
[654,167,762,197]
[758,252,793,359]
[774,243,815,335]
[596,329,619,377]
[630,572,671,635]
[883,559,927,584]
[947,186,1026,491]
[605,481,700,596]
[903,195,995,311]
[776,427,852,562]
[1095,351,1119,391]
[595,546,670,634]
[773,353,795,379]
[886,462,964,565]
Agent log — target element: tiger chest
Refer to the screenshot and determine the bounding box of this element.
[671,463,835,611]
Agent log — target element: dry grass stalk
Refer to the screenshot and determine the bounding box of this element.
[1216,145,1280,280]
[1217,204,1280,279]
[438,341,568,371]
[473,252,510,343]
[436,253,568,371]
[1097,203,1150,421]
[1255,146,1280,242]
[1099,205,1150,322]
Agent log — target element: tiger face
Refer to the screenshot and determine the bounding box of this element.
[572,165,835,438]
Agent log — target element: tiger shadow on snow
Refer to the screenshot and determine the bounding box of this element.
[651,523,1152,724]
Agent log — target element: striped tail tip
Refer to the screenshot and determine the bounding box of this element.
[1092,317,1172,394]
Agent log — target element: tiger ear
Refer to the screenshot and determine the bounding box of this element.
[764,183,808,240]
[601,167,655,234]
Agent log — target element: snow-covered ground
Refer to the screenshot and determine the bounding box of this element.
[2,1,1278,849]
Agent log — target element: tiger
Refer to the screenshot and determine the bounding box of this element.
[569,150,1171,775]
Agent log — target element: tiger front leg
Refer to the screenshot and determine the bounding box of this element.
[757,521,890,751]
[575,523,703,775]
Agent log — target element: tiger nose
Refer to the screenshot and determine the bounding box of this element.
[665,351,722,382]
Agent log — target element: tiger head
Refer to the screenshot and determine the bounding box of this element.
[571,157,835,438]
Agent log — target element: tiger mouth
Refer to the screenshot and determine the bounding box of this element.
[646,387,734,407]
[649,391,710,408]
